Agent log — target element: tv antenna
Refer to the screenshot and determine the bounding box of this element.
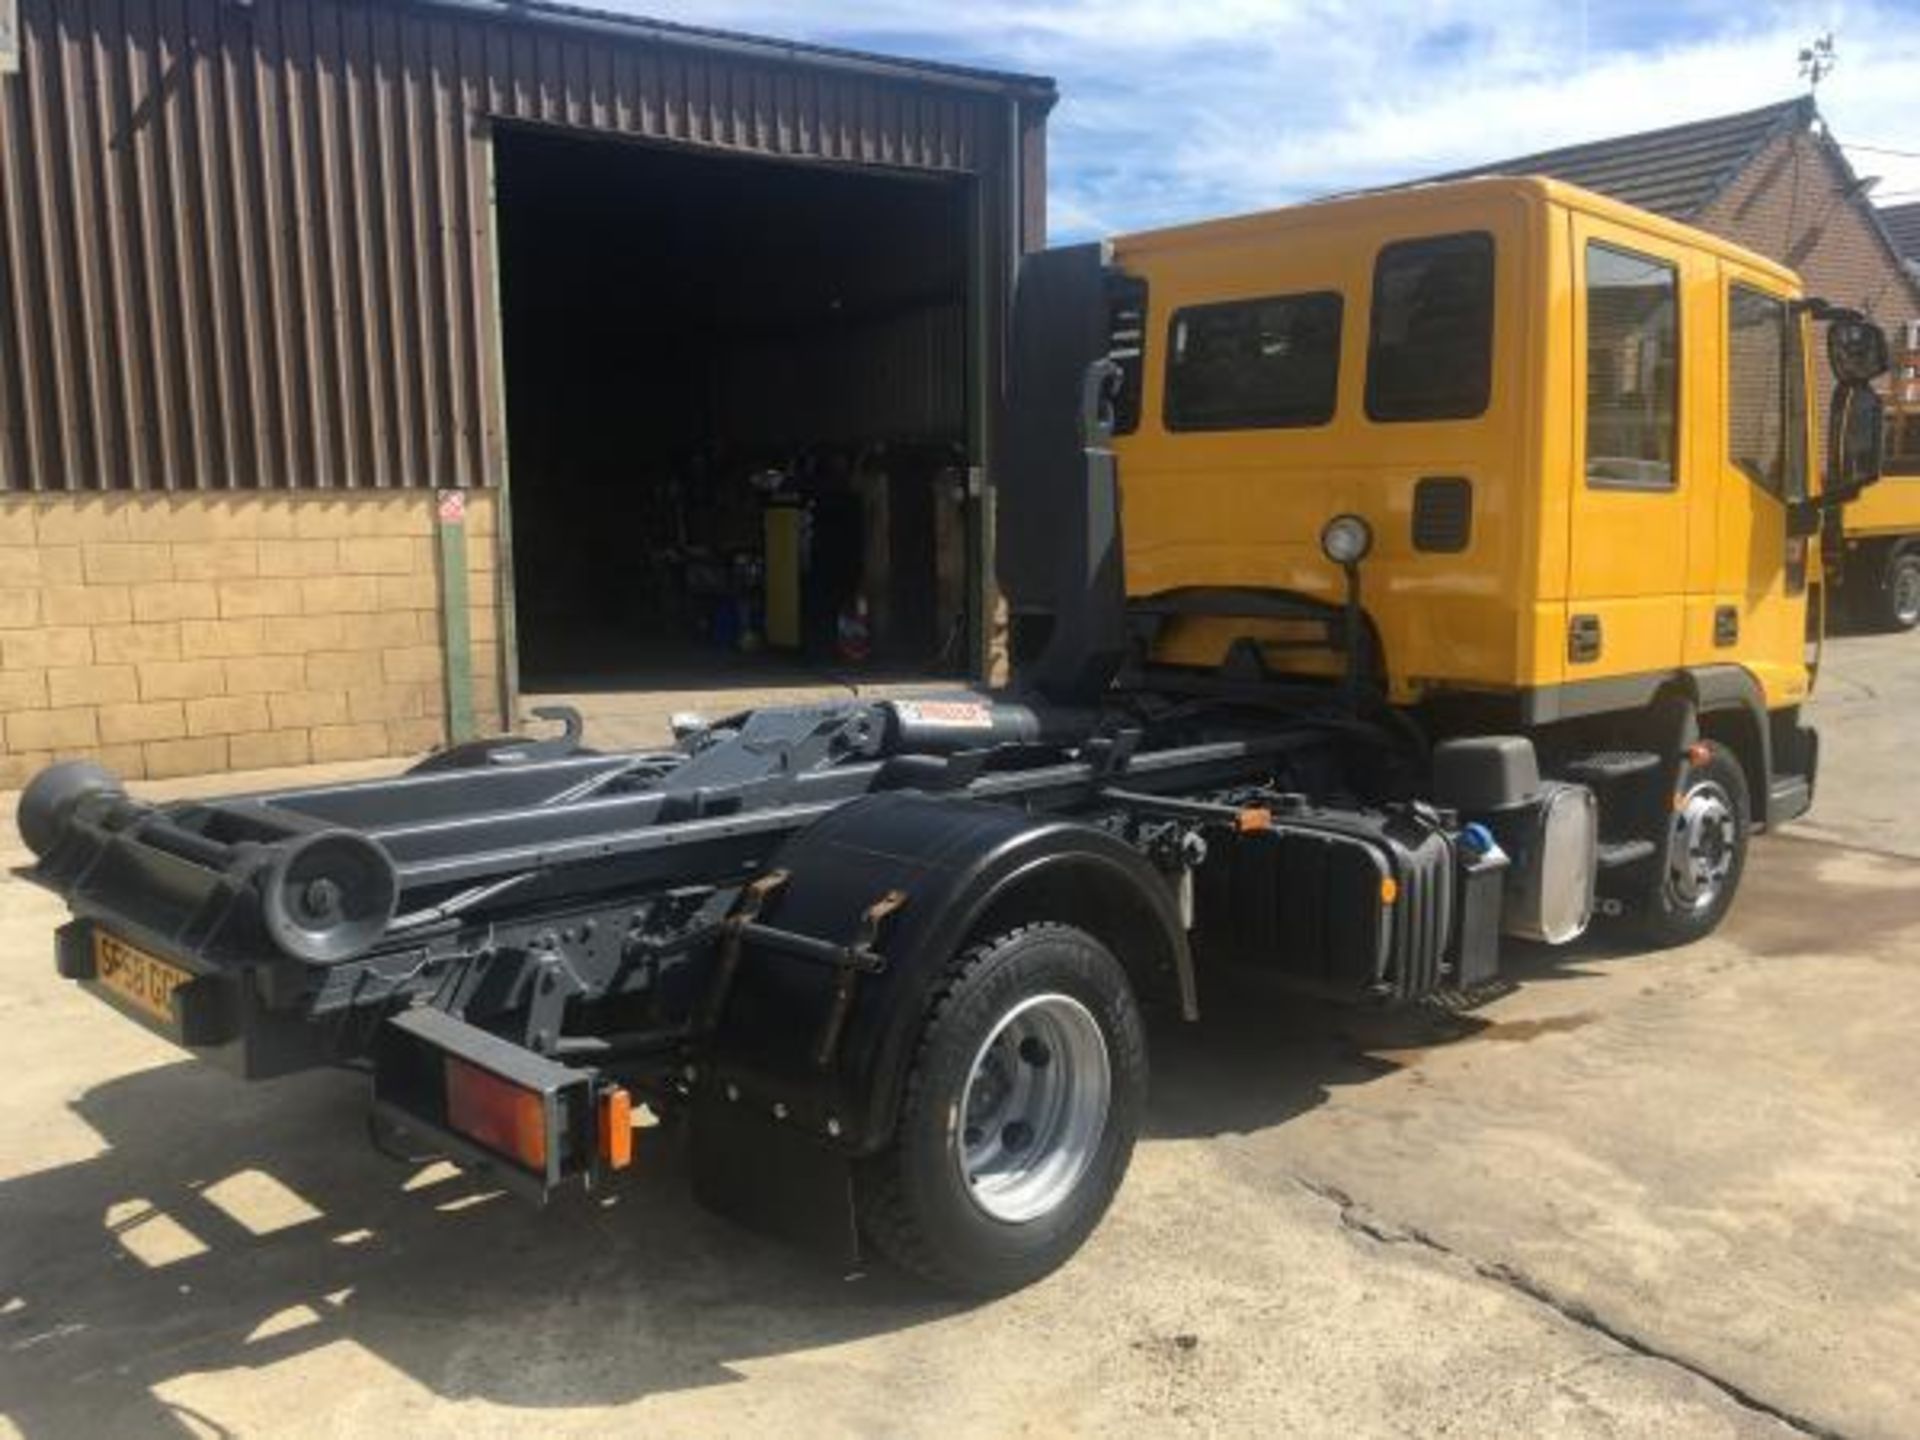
[1798,32,1836,91]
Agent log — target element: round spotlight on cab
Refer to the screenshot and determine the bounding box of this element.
[1320,513,1374,567]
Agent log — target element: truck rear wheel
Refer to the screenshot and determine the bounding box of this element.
[858,923,1147,1295]
[1632,740,1750,949]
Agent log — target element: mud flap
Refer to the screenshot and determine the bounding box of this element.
[690,1086,860,1267]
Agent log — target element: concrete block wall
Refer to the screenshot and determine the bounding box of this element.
[0,492,504,787]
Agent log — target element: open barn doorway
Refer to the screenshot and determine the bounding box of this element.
[492,127,978,738]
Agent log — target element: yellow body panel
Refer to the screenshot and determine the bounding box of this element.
[1108,177,1814,712]
[1840,474,1920,539]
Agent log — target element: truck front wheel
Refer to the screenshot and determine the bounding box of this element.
[1632,740,1750,949]
[1878,548,1920,632]
[858,923,1147,1295]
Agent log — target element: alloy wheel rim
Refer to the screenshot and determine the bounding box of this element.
[1667,778,1737,914]
[1893,562,1920,627]
[956,992,1111,1224]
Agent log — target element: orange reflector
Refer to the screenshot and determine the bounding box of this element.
[599,1086,634,1172]
[1686,743,1710,766]
[1236,807,1273,833]
[444,1058,547,1172]
[1379,876,1399,905]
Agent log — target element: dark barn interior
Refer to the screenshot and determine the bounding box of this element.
[494,128,976,692]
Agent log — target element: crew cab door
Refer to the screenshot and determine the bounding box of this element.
[1565,215,1696,682]
[1693,270,1811,704]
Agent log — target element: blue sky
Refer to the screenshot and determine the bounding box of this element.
[598,1,1920,238]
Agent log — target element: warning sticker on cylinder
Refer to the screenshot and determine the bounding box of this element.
[893,700,994,728]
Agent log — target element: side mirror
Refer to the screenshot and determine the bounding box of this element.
[1828,318,1891,385]
[1826,382,1887,505]
[1789,380,1888,534]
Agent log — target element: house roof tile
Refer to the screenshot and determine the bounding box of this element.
[1432,98,1811,220]
[1882,202,1920,262]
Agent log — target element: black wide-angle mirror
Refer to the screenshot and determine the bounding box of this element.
[1829,318,1891,385]
[1828,383,1887,500]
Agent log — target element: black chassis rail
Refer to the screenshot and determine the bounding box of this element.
[33,702,1296,930]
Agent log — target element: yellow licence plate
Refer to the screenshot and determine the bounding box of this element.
[93,931,190,1026]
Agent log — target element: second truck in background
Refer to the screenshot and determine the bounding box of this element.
[1831,319,1920,629]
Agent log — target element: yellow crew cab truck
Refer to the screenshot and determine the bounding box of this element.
[1004,175,1892,948]
[1829,322,1920,629]
[20,176,1891,1295]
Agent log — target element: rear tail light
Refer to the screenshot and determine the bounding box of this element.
[444,1057,548,1173]
[375,1008,605,1200]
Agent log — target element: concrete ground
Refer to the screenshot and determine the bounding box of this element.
[3,636,1919,1437]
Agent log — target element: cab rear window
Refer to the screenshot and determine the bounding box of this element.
[1163,292,1343,431]
[1365,232,1495,422]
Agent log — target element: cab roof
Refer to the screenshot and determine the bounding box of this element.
[1111,175,1801,292]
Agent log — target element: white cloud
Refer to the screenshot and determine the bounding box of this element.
[1167,15,1920,194]
[596,0,1920,234]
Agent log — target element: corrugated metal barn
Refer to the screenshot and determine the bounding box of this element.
[0,0,1053,781]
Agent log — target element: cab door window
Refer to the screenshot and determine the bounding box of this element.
[1585,243,1679,489]
[1727,285,1807,503]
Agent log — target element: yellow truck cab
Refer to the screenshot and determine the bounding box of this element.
[1112,176,1823,720]
[1002,175,1891,946]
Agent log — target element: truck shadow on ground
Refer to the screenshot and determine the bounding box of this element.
[1146,932,1627,1139]
[0,933,1630,1436]
[0,1061,956,1437]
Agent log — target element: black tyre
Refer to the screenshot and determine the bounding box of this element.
[1876,549,1920,633]
[858,923,1147,1295]
[1632,740,1750,949]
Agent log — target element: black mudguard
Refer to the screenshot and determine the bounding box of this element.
[695,791,1187,1159]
